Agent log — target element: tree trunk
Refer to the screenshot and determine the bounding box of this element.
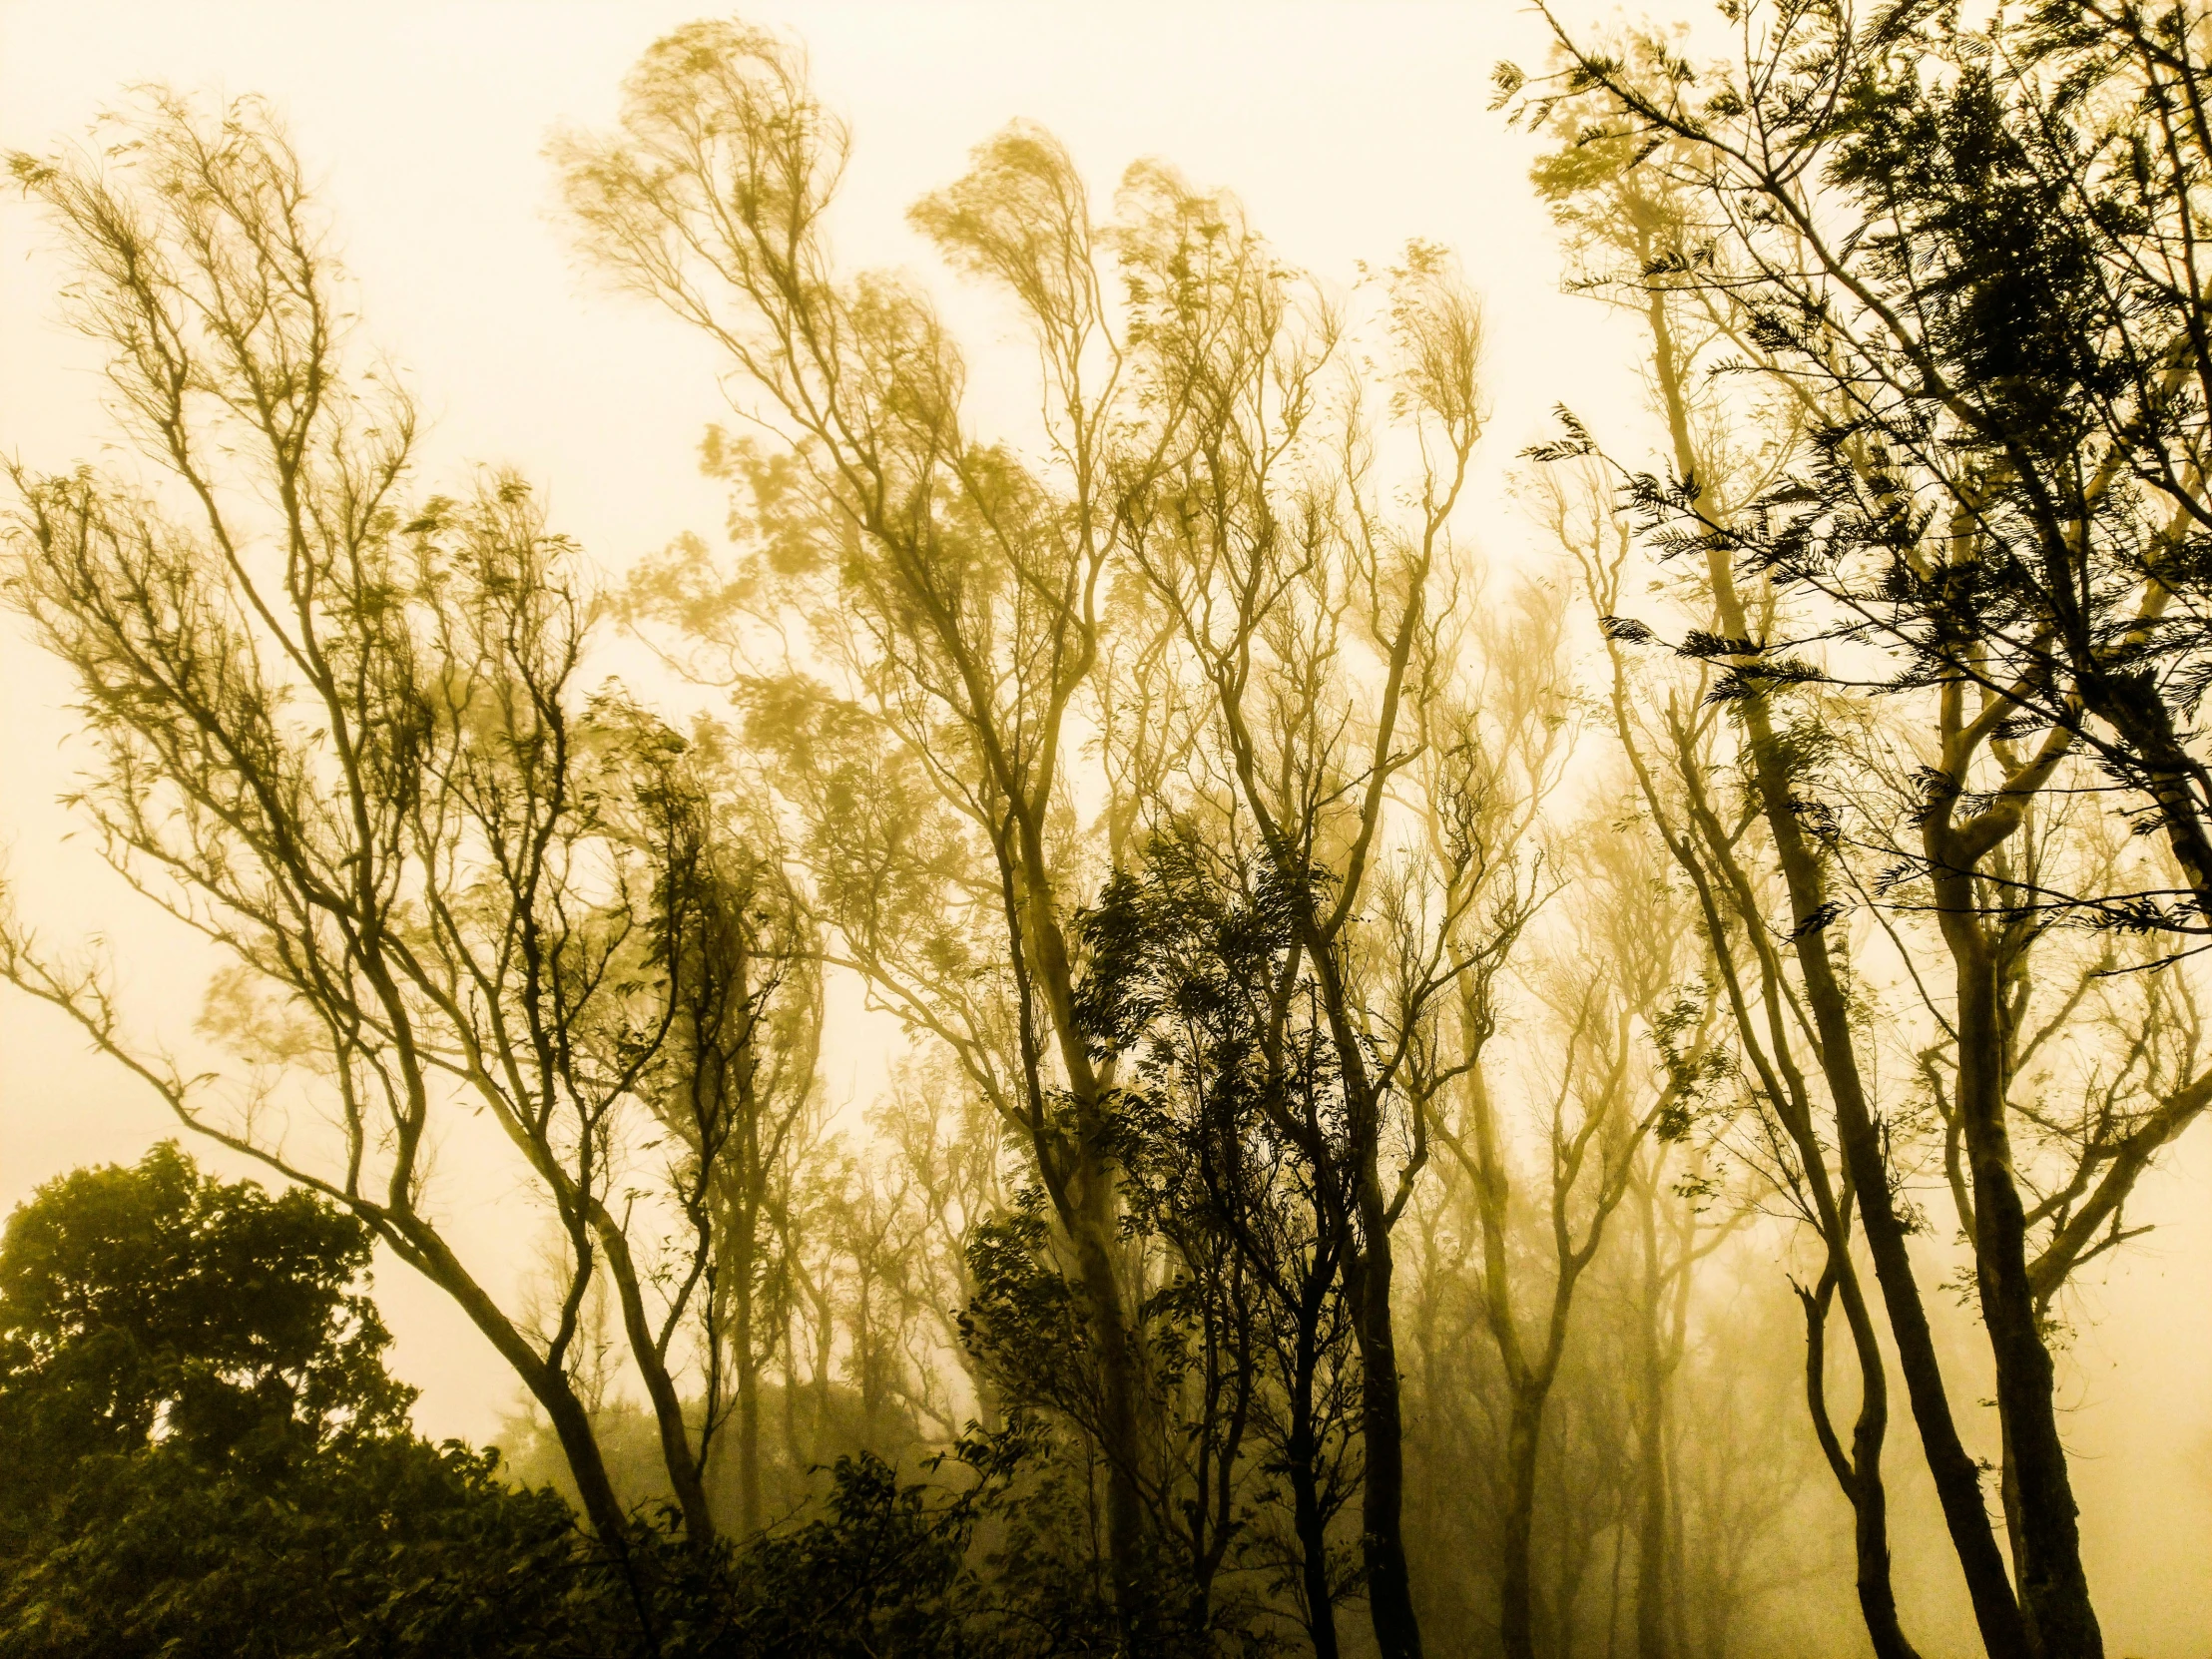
[1288,1322,1342,1659]
[1936,888,2103,1659]
[1499,1387,1546,1659]
[1012,837,1154,1629]
[534,1373,632,1540]
[1641,277,1995,1657]
[1810,1268,1922,1659]
[783,1303,805,1507]
[1632,1416,1669,1659]
[735,1265,762,1535]
[1849,1467,1915,1659]
[1070,1168,1148,1623]
[385,1225,632,1539]
[1349,1194,1423,1659]
[1768,809,2028,1658]
[599,1224,718,1543]
[1632,1191,1674,1659]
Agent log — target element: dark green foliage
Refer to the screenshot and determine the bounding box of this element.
[0,1435,582,1659]
[601,1428,1181,1659]
[1536,2,2212,934]
[0,1143,1200,1658]
[0,1145,583,1658]
[0,1141,411,1479]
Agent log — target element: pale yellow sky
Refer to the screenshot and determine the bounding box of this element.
[0,0,1652,1436]
[4,10,2212,1650]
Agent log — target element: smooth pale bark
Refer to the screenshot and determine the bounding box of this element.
[1007,844,1153,1620]
[1073,1174,1148,1612]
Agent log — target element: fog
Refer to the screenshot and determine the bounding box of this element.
[1,5,2209,1656]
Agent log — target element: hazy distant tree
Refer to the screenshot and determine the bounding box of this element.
[597,696,825,1537]
[1513,61,1979,1651]
[867,1051,1013,1436]
[1436,804,1714,1659]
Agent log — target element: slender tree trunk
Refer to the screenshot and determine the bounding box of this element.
[1688,536,2027,1652]
[385,1226,633,1541]
[1288,1329,1342,1659]
[1070,1169,1148,1621]
[1648,282,2027,1656]
[1936,888,2103,1659]
[812,1280,834,1450]
[1499,1386,1547,1659]
[1632,1192,1674,1659]
[534,1375,663,1657]
[1349,1188,1423,1659]
[783,1303,804,1508]
[599,1226,717,1543]
[1011,841,1154,1627]
[735,1264,762,1535]
[1802,1266,1922,1659]
[1632,1419,1669,1659]
[1773,826,2027,1657]
[531,1360,631,1540]
[1849,1432,1916,1659]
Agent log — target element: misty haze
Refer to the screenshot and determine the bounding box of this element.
[2,3,2210,1656]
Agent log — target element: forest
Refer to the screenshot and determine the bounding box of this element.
[2,3,2210,1656]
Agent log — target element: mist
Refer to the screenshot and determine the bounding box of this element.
[2,5,2209,1657]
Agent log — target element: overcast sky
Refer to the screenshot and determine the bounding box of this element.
[0,0,1651,1433]
[4,9,2211,1648]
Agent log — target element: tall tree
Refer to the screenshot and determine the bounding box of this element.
[1078,825,1367,1656]
[1112,188,1491,1655]
[0,94,783,1559]
[1512,12,2212,1650]
[555,25,1163,1615]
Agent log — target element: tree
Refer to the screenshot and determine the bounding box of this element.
[1111,190,1492,1659]
[0,1142,407,1480]
[0,93,801,1557]
[1516,61,1936,1656]
[557,27,1164,1616]
[1434,807,1716,1659]
[0,1144,583,1659]
[602,696,826,1538]
[1510,12,2212,1652]
[1077,826,1368,1655]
